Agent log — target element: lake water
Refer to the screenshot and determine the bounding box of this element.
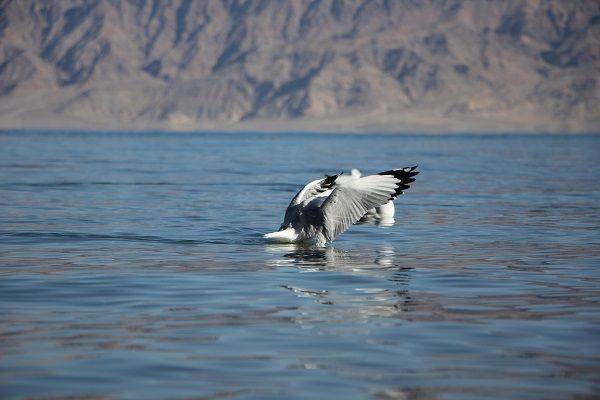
[0,131,599,399]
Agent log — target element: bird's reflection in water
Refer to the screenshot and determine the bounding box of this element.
[265,243,397,271]
[264,243,337,270]
[264,243,404,273]
[265,242,414,321]
[374,244,396,267]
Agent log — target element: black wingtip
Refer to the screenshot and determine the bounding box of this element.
[378,165,419,199]
[322,173,340,189]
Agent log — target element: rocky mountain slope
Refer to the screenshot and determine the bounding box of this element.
[0,0,598,132]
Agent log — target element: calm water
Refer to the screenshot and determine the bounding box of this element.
[0,131,599,399]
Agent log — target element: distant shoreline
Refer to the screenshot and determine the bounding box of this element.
[1,115,598,135]
[2,127,598,136]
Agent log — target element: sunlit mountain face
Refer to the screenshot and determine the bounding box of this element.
[0,0,598,133]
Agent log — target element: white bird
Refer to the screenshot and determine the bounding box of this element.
[263,166,419,246]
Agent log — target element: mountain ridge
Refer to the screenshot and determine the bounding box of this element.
[0,0,598,133]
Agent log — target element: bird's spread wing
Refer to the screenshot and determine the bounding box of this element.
[320,175,399,242]
[321,166,419,242]
[288,174,339,207]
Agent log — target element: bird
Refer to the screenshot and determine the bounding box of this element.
[263,166,419,246]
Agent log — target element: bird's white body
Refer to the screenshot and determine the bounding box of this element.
[376,199,395,218]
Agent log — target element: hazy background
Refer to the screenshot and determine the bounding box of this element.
[0,0,598,133]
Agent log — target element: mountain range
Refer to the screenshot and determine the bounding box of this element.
[0,0,598,133]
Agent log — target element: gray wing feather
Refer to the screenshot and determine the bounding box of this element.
[288,174,339,207]
[288,179,325,207]
[320,175,399,242]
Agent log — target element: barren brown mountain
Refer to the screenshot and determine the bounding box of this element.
[0,0,598,132]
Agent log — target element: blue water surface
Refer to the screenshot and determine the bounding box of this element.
[0,131,599,399]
